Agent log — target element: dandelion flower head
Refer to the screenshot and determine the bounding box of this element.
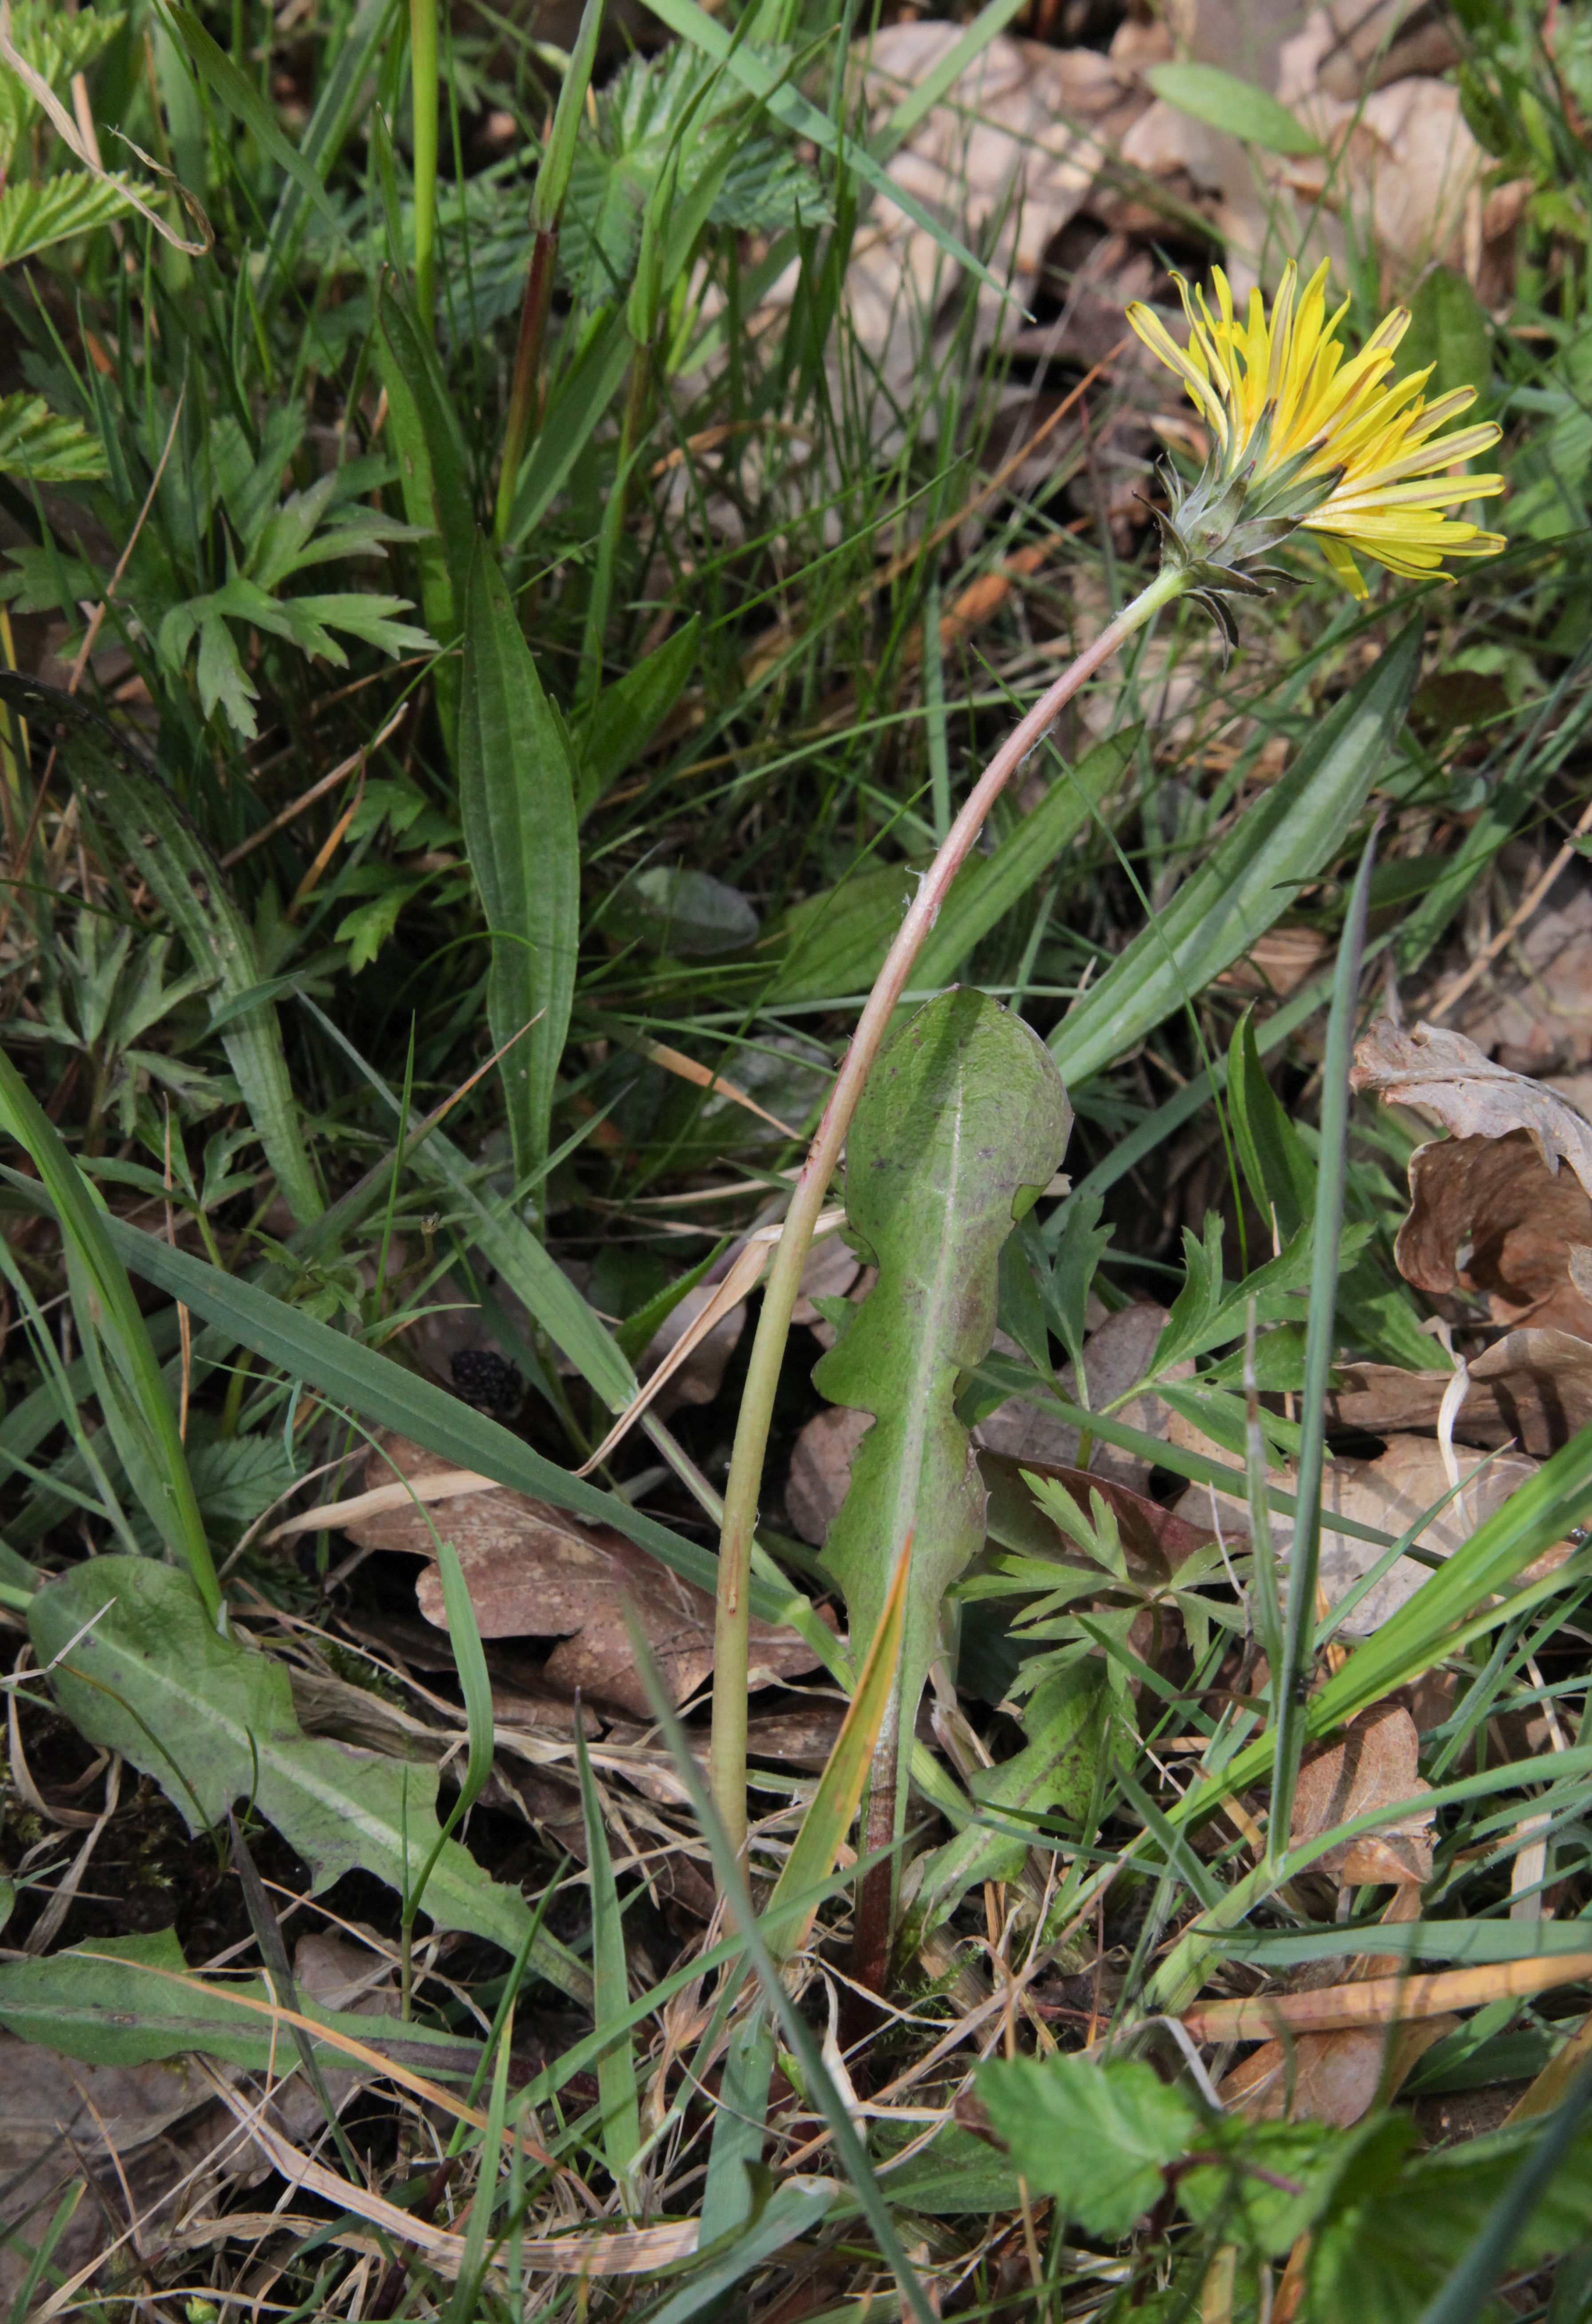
[1127,258,1505,609]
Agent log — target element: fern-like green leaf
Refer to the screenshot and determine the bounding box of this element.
[0,393,107,485]
[0,172,138,267]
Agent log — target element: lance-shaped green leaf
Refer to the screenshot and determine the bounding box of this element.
[817,989,1072,1832]
[575,618,700,820]
[29,1558,592,2004]
[1049,617,1422,1087]
[458,539,579,1182]
[374,279,474,737]
[0,1927,480,2077]
[0,674,321,1227]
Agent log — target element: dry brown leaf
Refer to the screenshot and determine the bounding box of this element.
[1183,1432,1543,1633]
[1273,27,1502,277]
[1317,1434,1544,1630]
[1216,927,1331,1000]
[1327,1328,1592,1455]
[1394,1132,1592,1336]
[1352,1018,1592,1199]
[1216,2018,1451,2128]
[786,1405,873,1546]
[1289,1707,1435,1885]
[347,1436,823,1714]
[791,1230,863,1326]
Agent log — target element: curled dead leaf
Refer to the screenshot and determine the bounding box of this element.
[1217,2018,1453,2129]
[346,1437,824,1715]
[1327,1328,1592,1455]
[1351,1018,1592,1200]
[1394,1133,1592,1338]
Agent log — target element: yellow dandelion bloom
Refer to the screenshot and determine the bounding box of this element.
[1127,258,1505,603]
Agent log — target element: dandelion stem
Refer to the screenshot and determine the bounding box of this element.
[707,561,1188,1856]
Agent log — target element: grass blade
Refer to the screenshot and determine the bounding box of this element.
[575,1722,642,2203]
[0,1053,218,1620]
[1268,820,1379,1855]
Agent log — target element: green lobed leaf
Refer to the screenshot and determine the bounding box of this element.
[0,173,137,267]
[458,538,580,1182]
[0,675,323,1228]
[902,1659,1108,1943]
[976,2052,1199,2235]
[28,1558,593,2003]
[0,391,107,484]
[817,989,1072,1832]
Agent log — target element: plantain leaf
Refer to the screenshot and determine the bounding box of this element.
[817,989,1072,1843]
[28,1558,592,2003]
[1049,618,1422,1087]
[458,538,580,1182]
[1145,61,1319,155]
[0,674,322,1227]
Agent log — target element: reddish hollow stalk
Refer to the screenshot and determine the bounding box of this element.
[493,229,558,547]
[707,562,1189,1855]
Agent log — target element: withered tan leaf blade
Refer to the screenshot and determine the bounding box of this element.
[1351,1017,1592,1198]
[1185,1953,1592,2043]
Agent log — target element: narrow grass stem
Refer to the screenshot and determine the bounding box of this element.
[706,562,1189,1853]
[493,229,558,546]
[409,0,439,336]
[1267,818,1380,1858]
